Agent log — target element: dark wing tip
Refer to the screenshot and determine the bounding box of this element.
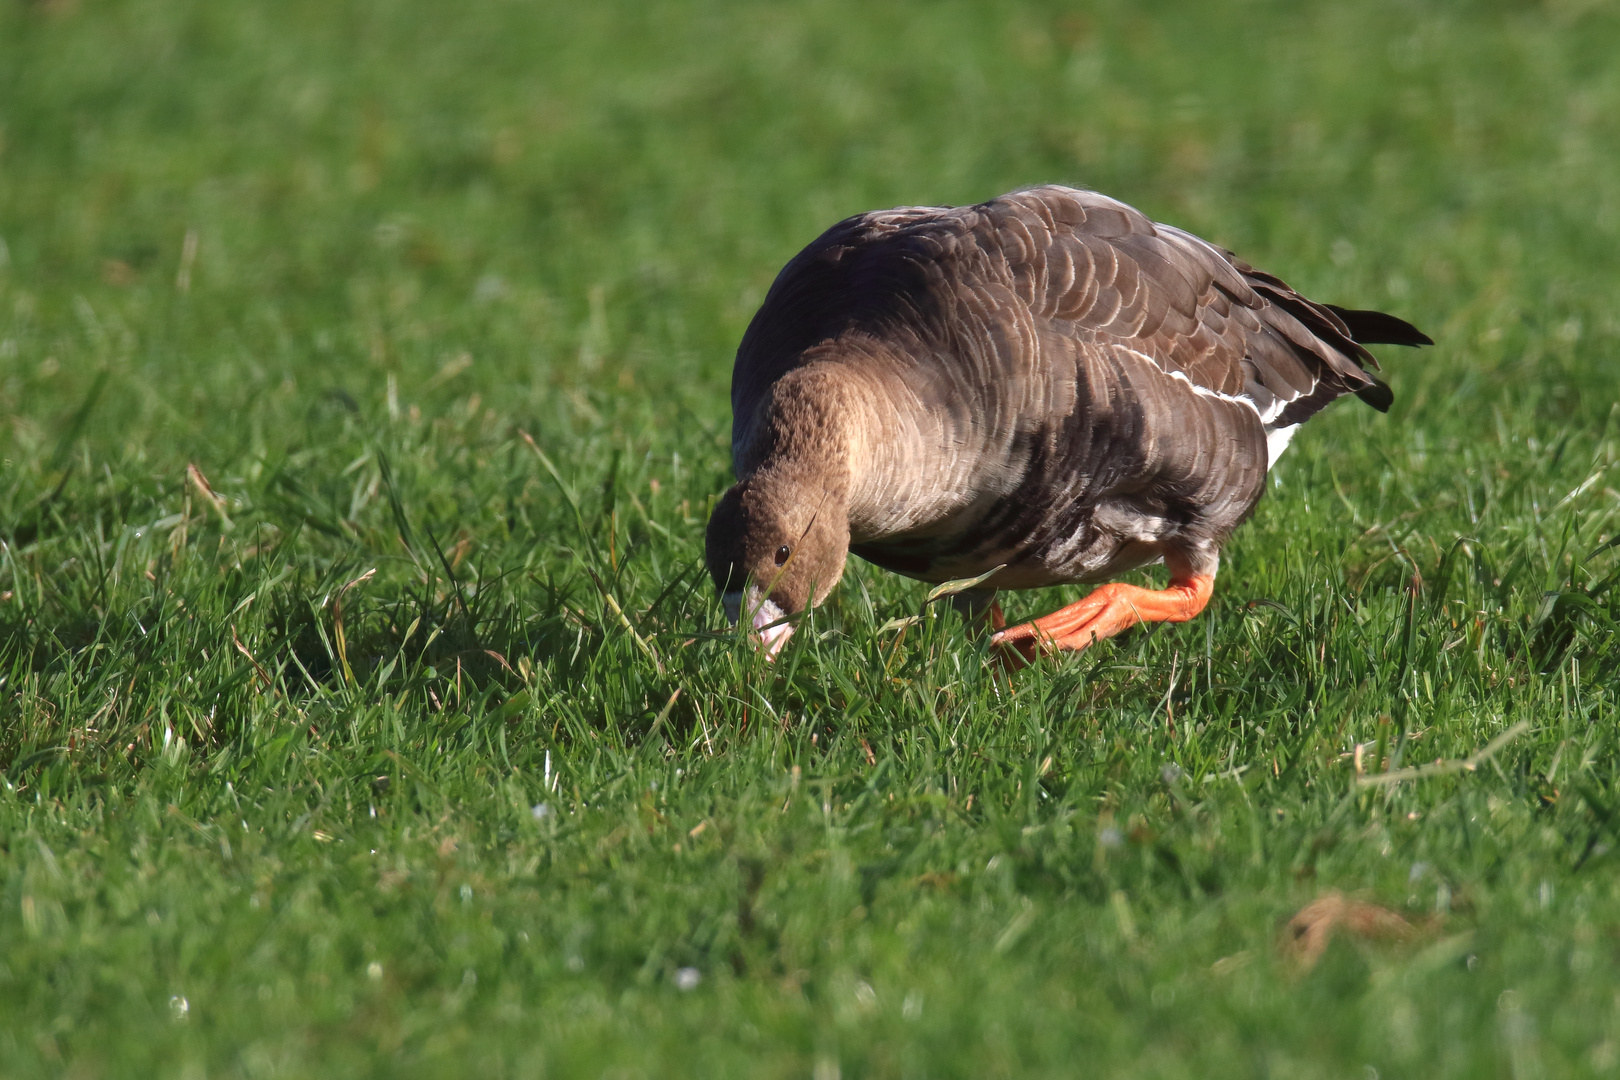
[1354,377,1395,413]
[1324,305,1433,347]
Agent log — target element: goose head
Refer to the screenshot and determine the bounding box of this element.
[704,473,849,659]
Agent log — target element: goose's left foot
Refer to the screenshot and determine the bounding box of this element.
[991,574,1214,663]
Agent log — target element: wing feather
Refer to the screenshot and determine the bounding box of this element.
[731,184,1426,471]
[986,186,1420,429]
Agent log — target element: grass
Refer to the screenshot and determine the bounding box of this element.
[2,0,1620,1075]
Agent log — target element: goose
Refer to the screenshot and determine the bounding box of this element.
[704,185,1430,662]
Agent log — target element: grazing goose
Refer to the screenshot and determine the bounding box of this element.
[704,185,1430,662]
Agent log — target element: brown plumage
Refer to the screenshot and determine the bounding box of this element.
[705,185,1431,661]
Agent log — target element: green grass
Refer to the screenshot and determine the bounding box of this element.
[3,0,1620,1075]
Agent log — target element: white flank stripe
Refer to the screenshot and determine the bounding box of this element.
[1143,353,1282,421]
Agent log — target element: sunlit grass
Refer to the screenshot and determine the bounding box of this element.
[2,0,1619,1075]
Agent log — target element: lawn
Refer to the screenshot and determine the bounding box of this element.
[2,0,1620,1075]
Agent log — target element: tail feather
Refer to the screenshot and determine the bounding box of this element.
[1323,305,1433,347]
[1354,377,1395,413]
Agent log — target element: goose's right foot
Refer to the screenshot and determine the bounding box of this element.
[991,574,1214,664]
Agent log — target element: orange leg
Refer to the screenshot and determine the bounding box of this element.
[991,573,1214,664]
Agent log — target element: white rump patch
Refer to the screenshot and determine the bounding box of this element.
[1266,424,1299,467]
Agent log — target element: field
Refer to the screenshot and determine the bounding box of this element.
[3,0,1620,1075]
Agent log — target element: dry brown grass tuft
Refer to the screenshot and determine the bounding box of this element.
[1282,892,1417,970]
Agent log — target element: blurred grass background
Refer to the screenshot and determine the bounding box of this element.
[2,0,1620,1076]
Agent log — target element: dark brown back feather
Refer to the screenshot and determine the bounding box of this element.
[735,187,1427,447]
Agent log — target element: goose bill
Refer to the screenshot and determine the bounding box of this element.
[722,590,795,660]
[753,597,794,660]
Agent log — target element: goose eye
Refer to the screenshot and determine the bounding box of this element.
[774,545,792,566]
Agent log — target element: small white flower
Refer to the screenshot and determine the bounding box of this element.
[366,962,383,981]
[532,803,551,820]
[674,967,701,991]
[170,995,189,1021]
